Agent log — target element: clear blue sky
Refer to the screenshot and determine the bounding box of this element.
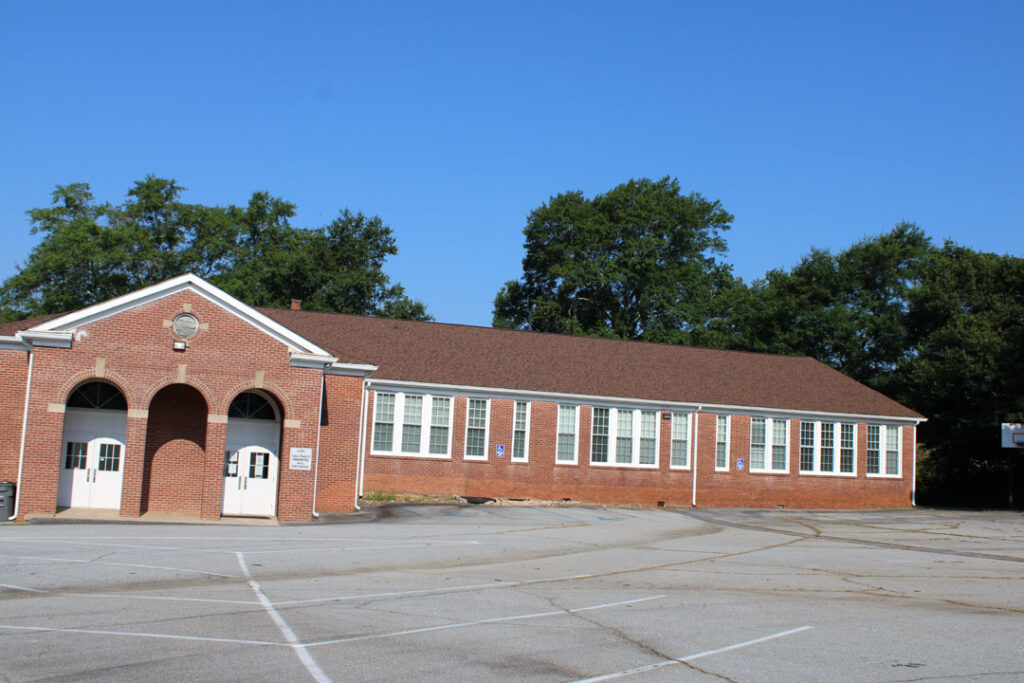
[1,1,1021,326]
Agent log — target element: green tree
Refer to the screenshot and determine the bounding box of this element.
[725,223,932,389]
[905,244,1024,506]
[493,177,736,344]
[0,177,431,322]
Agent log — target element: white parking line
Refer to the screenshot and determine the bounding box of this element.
[276,573,596,606]
[0,583,46,593]
[0,623,282,647]
[305,595,665,648]
[70,593,258,606]
[0,554,231,578]
[237,552,331,683]
[571,625,814,682]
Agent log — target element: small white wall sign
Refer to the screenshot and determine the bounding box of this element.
[289,447,313,470]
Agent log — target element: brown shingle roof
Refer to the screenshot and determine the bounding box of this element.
[259,308,922,420]
[0,313,63,337]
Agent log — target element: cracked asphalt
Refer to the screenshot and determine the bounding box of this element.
[1,506,1022,682]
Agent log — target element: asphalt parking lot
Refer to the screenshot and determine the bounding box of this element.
[1,506,1022,682]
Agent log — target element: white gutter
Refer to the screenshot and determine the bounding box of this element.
[691,406,703,507]
[311,371,327,519]
[354,379,371,509]
[367,378,923,425]
[18,330,72,349]
[9,348,34,520]
[911,420,920,506]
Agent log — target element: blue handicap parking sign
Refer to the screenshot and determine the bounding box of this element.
[496,444,505,458]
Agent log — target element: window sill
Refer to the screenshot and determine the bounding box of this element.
[866,473,902,479]
[588,462,659,470]
[370,451,451,460]
[798,471,858,477]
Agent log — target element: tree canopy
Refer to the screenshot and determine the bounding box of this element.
[493,177,737,345]
[0,176,430,322]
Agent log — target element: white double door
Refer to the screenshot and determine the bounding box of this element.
[223,418,280,516]
[58,409,127,510]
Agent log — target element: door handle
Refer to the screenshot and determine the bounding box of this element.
[244,477,248,490]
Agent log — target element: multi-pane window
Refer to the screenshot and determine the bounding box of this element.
[65,442,87,470]
[840,424,855,473]
[750,417,789,472]
[867,425,880,474]
[372,393,396,452]
[885,426,900,475]
[616,409,633,464]
[556,405,578,463]
[715,415,729,470]
[772,420,788,470]
[512,401,530,461]
[429,398,451,455]
[372,392,453,457]
[591,407,610,463]
[465,398,489,459]
[867,424,903,476]
[98,443,121,472]
[589,408,660,467]
[670,412,690,468]
[820,423,835,472]
[402,395,423,453]
[799,421,856,475]
[799,422,815,472]
[639,411,657,465]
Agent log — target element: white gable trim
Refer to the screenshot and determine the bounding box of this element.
[28,273,333,356]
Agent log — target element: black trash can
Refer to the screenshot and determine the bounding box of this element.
[0,481,14,520]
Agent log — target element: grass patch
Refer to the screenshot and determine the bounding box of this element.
[361,491,461,504]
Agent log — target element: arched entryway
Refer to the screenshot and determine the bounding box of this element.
[223,391,281,517]
[58,381,128,510]
[142,384,208,514]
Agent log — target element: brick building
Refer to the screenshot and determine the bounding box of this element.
[1,274,923,521]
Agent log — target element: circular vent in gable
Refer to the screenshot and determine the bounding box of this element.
[172,313,200,338]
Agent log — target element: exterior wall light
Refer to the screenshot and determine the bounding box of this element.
[172,340,187,352]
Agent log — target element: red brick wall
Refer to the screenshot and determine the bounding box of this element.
[0,350,29,483]
[363,394,916,509]
[142,384,207,514]
[7,290,330,521]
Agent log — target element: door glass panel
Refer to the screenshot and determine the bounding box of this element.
[249,452,270,479]
[65,442,87,469]
[98,443,121,472]
[224,450,239,477]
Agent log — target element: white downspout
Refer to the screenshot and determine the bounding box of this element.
[311,370,327,519]
[9,348,34,521]
[691,406,703,507]
[911,421,919,507]
[354,379,370,510]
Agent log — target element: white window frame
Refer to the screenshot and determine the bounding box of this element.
[749,416,790,473]
[714,414,730,471]
[371,392,453,458]
[588,407,660,469]
[555,404,579,464]
[511,400,530,462]
[798,421,857,476]
[464,398,490,461]
[867,424,902,478]
[670,411,691,470]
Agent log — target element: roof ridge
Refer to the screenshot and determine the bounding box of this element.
[257,306,812,362]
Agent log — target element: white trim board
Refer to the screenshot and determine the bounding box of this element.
[27,273,333,357]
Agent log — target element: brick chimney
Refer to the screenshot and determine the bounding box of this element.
[290,299,302,310]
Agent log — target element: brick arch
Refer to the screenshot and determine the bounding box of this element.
[140,375,216,414]
[219,381,293,421]
[141,383,210,515]
[56,371,135,411]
